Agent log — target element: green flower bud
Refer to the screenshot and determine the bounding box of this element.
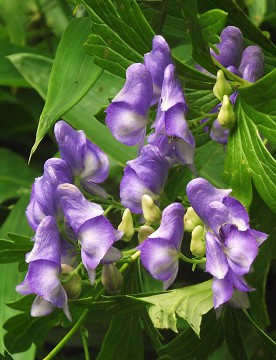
[138,225,155,244]
[101,264,123,293]
[190,225,206,257]
[184,207,203,232]
[118,208,134,242]
[61,264,82,299]
[213,70,232,101]
[217,95,236,129]
[141,194,161,224]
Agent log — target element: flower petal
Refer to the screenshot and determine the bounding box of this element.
[78,216,120,269]
[239,46,264,82]
[222,196,249,230]
[212,275,234,309]
[224,227,258,275]
[249,229,268,246]
[54,120,86,175]
[206,232,229,279]
[31,296,56,317]
[186,178,231,227]
[144,35,172,105]
[57,183,103,233]
[140,237,179,288]
[101,247,123,264]
[26,216,61,264]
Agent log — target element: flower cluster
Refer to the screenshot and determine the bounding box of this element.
[18,28,268,321]
[186,178,267,308]
[18,122,122,318]
[200,26,264,144]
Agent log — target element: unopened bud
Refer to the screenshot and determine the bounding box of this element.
[61,264,82,299]
[190,225,206,257]
[142,195,161,224]
[184,207,203,232]
[217,95,236,129]
[138,225,155,244]
[118,208,134,242]
[101,264,123,293]
[213,70,232,101]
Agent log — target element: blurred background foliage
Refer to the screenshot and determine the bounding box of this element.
[0,0,275,359]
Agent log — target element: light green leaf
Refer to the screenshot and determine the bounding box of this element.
[0,148,38,204]
[30,18,103,158]
[8,53,136,165]
[133,280,213,335]
[246,0,267,26]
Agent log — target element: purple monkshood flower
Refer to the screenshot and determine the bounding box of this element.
[54,121,109,197]
[211,26,243,68]
[105,63,153,146]
[16,216,71,320]
[120,144,169,214]
[186,178,268,308]
[57,183,122,284]
[26,158,73,231]
[144,35,173,105]
[148,64,195,165]
[138,203,185,289]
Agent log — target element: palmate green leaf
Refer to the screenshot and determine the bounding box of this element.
[225,95,276,212]
[125,280,213,336]
[30,17,103,159]
[8,53,136,165]
[199,9,227,44]
[0,148,38,204]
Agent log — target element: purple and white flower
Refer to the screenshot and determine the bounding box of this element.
[54,120,109,197]
[105,63,153,146]
[186,178,268,308]
[139,203,185,289]
[16,216,71,320]
[120,145,169,214]
[57,183,122,284]
[238,45,264,83]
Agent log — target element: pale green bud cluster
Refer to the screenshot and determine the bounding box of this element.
[142,194,161,224]
[217,95,236,129]
[190,225,206,257]
[118,208,134,242]
[213,70,232,101]
[184,207,203,232]
[101,263,123,293]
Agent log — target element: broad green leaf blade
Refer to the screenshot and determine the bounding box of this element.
[30,18,103,158]
[136,280,213,335]
[8,53,136,165]
[246,0,267,26]
[0,148,38,204]
[238,69,276,145]
[225,98,276,212]
[0,234,32,264]
[224,308,248,360]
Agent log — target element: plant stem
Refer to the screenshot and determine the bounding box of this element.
[80,326,91,360]
[179,253,206,264]
[61,262,83,284]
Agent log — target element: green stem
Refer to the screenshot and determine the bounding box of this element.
[43,252,141,360]
[179,253,206,264]
[103,204,114,216]
[80,326,91,360]
[61,262,83,284]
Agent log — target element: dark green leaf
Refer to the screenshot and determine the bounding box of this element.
[199,9,228,44]
[224,308,249,360]
[0,350,14,360]
[0,233,32,264]
[0,148,37,204]
[30,18,103,158]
